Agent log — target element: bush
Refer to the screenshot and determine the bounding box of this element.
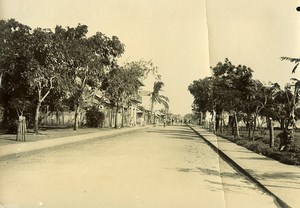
[278,153,300,165]
[85,106,105,128]
[6,118,18,133]
[236,139,248,146]
[216,130,300,166]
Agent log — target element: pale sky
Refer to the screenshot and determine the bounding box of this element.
[207,0,300,87]
[0,0,299,115]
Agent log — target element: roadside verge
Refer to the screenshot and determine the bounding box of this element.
[0,126,149,161]
[188,125,298,208]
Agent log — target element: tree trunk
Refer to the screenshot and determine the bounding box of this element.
[234,112,240,137]
[62,111,65,125]
[0,72,3,87]
[229,115,235,135]
[16,116,27,142]
[248,120,251,140]
[121,107,124,128]
[268,117,274,147]
[210,110,216,132]
[56,111,59,124]
[251,116,257,141]
[34,102,41,134]
[109,108,113,128]
[220,110,224,133]
[73,104,80,131]
[150,101,154,124]
[115,105,119,129]
[215,114,220,132]
[280,118,285,130]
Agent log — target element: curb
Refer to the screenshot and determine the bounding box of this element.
[0,126,150,162]
[187,125,290,208]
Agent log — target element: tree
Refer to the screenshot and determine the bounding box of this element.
[211,59,254,135]
[188,77,214,116]
[280,57,300,131]
[0,20,126,135]
[0,19,36,132]
[149,81,169,123]
[56,25,125,130]
[101,65,146,128]
[271,86,293,129]
[189,58,258,136]
[246,81,280,140]
[281,57,300,73]
[28,28,66,134]
[0,19,69,134]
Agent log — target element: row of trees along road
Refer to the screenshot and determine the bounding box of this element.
[189,58,300,142]
[0,19,161,134]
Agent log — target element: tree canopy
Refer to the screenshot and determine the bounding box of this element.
[0,19,168,133]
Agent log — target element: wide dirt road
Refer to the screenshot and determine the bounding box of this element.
[0,126,276,208]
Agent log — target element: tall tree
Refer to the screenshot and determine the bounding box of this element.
[280,57,300,131]
[211,59,254,135]
[101,65,146,128]
[188,77,214,119]
[0,19,69,134]
[0,19,36,132]
[28,28,66,134]
[281,57,300,73]
[56,25,125,130]
[149,81,169,123]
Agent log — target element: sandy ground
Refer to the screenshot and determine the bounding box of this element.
[0,126,277,208]
[0,127,113,146]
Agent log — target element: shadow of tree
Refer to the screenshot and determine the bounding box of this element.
[260,171,300,179]
[175,167,259,192]
[147,126,200,141]
[177,167,240,178]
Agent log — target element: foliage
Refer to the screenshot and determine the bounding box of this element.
[188,77,213,114]
[0,19,127,133]
[280,57,300,131]
[149,81,169,112]
[101,61,153,128]
[0,19,165,135]
[281,57,300,73]
[211,58,255,115]
[0,19,36,131]
[102,63,149,107]
[54,24,125,130]
[189,58,256,117]
[216,130,300,165]
[123,60,160,81]
[86,106,105,127]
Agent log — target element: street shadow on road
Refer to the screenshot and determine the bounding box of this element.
[146,126,200,140]
[177,167,240,178]
[244,169,300,189]
[237,156,271,161]
[175,167,257,192]
[203,179,259,193]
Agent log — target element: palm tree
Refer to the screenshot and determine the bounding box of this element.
[281,57,300,73]
[281,57,300,130]
[279,56,300,150]
[149,81,169,123]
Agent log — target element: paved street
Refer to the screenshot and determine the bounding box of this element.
[0,126,276,208]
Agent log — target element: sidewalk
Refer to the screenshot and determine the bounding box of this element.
[0,126,149,159]
[189,125,300,208]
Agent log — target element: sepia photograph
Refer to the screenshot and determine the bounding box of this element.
[0,0,299,207]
